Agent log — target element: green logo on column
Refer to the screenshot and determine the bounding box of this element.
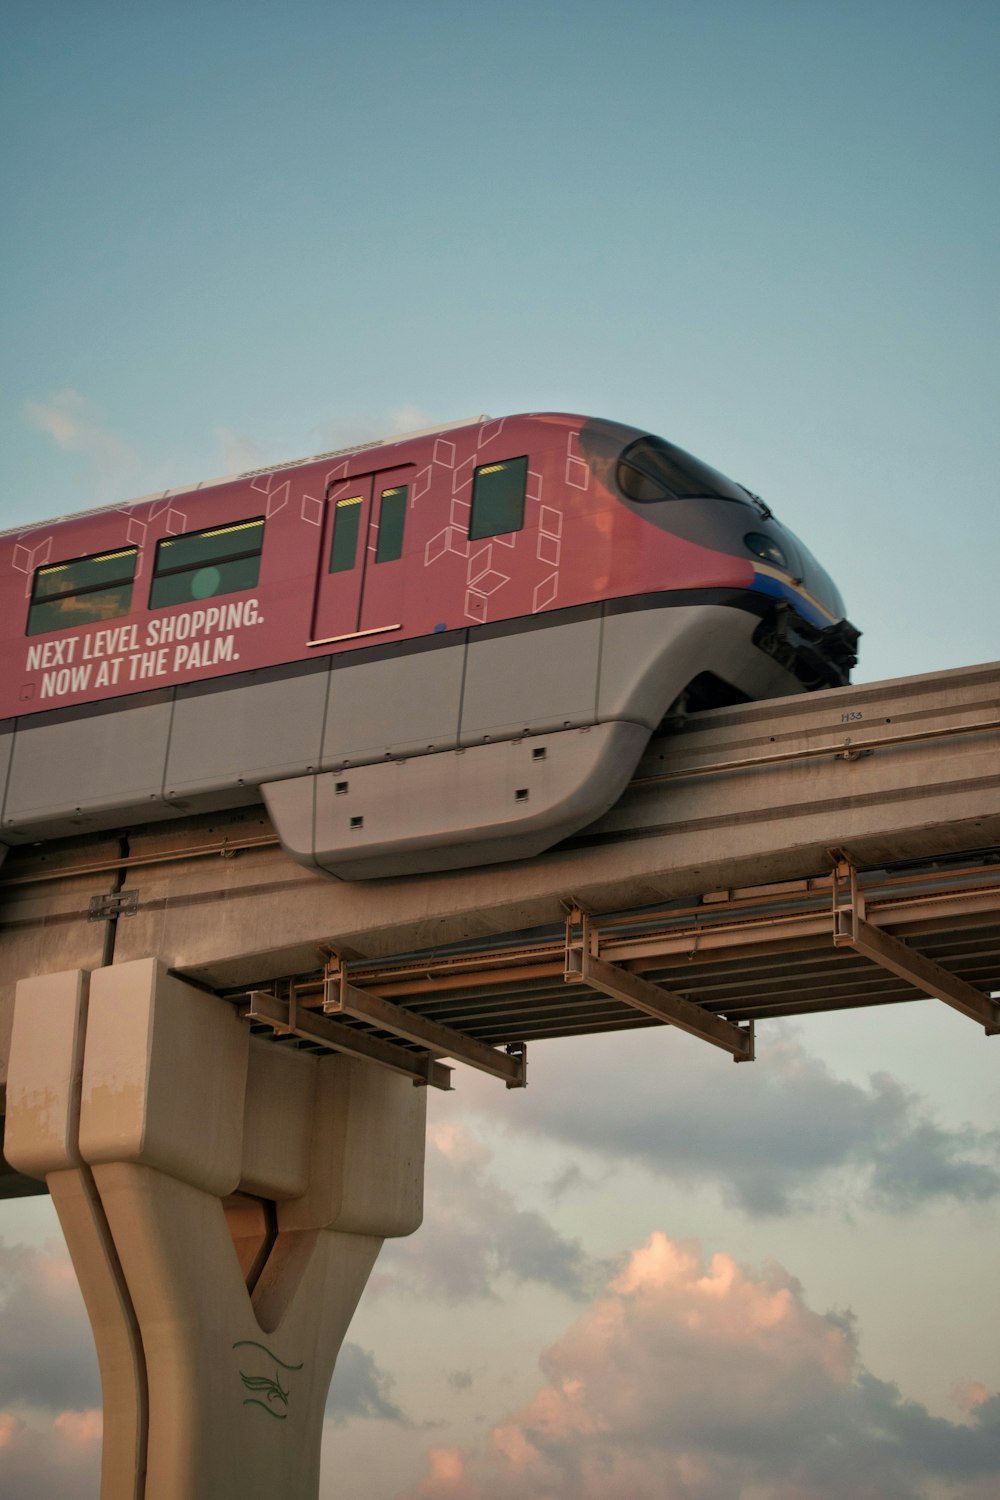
[233,1341,304,1420]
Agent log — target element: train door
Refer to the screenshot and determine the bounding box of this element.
[310,467,411,645]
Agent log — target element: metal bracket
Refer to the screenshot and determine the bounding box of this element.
[564,908,755,1062]
[505,1041,527,1090]
[322,963,528,1087]
[243,990,454,1090]
[88,889,139,922]
[831,857,1000,1035]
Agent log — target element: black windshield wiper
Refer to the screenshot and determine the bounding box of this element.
[738,484,773,519]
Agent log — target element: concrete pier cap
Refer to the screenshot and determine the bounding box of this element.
[5,957,427,1500]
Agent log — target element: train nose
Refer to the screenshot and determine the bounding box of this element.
[789,536,848,624]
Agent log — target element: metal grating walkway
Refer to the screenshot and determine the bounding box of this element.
[240,854,1000,1086]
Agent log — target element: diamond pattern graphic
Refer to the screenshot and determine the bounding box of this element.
[565,431,590,490]
[300,494,323,527]
[412,465,433,502]
[452,457,476,494]
[425,526,470,565]
[265,480,290,519]
[533,572,559,612]
[468,568,508,596]
[565,455,589,489]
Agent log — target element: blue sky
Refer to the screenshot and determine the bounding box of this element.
[3,2,998,687]
[1,3,999,1496]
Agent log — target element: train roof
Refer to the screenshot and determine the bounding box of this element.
[2,412,495,540]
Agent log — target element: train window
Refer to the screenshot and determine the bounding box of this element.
[469,457,528,540]
[149,518,264,609]
[329,495,363,573]
[27,546,138,636]
[744,532,788,569]
[617,436,749,504]
[375,485,407,563]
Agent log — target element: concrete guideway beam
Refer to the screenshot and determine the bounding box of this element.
[0,661,996,1020]
[3,959,426,1500]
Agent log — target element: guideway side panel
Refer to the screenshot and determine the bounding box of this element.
[4,958,426,1500]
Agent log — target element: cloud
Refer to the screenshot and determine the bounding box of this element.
[465,1030,1000,1217]
[327,1342,406,1426]
[23,389,140,497]
[313,404,441,453]
[375,1125,602,1303]
[212,426,272,474]
[0,1408,101,1500]
[0,1240,98,1414]
[402,1232,1000,1500]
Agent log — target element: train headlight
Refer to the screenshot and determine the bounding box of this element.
[744,532,788,569]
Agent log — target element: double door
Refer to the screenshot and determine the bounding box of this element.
[310,466,411,644]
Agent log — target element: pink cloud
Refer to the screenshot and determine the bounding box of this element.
[0,1408,102,1499]
[0,1238,98,1413]
[53,1408,103,1446]
[402,1232,1000,1500]
[0,1412,22,1448]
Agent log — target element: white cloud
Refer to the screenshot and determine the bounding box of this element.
[212,426,271,474]
[374,1124,602,1303]
[312,404,443,453]
[401,1232,1000,1500]
[23,390,140,497]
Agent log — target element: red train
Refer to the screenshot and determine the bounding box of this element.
[0,413,858,877]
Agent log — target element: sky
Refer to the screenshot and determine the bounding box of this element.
[1,1,998,1496]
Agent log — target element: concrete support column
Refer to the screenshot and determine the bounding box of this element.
[4,959,426,1500]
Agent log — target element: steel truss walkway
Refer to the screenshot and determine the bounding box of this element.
[241,853,1000,1087]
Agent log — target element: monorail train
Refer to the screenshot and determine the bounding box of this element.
[0,413,859,878]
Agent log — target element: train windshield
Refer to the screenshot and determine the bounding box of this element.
[618,436,750,505]
[791,535,847,619]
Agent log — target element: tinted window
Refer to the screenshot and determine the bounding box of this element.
[375,485,407,563]
[617,436,749,504]
[744,532,788,569]
[469,457,528,540]
[149,518,263,609]
[329,495,363,573]
[27,547,137,636]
